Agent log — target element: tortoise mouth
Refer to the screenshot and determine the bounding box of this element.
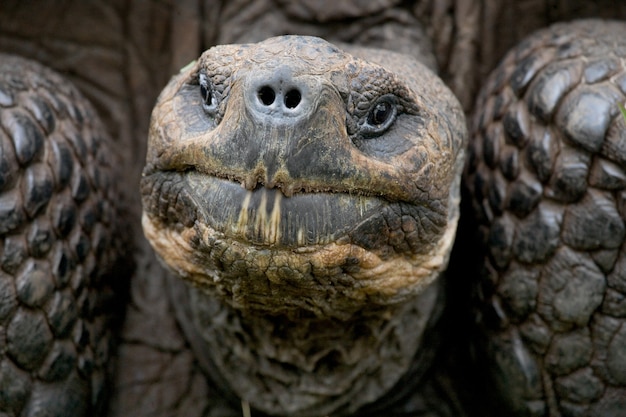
[143,170,387,248]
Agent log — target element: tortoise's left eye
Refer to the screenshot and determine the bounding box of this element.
[361,95,398,137]
[369,101,393,126]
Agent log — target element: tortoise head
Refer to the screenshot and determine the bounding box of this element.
[141,35,466,318]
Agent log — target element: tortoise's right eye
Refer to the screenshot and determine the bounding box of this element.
[200,81,211,104]
[199,73,218,112]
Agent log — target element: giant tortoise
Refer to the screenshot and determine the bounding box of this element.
[0,1,625,416]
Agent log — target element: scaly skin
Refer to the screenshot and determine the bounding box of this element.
[0,54,129,417]
[465,19,626,416]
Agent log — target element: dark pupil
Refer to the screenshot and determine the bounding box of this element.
[369,102,391,126]
[200,82,212,105]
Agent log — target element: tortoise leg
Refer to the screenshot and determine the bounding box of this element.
[0,54,130,417]
[466,19,626,416]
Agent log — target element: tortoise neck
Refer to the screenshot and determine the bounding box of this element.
[168,272,443,416]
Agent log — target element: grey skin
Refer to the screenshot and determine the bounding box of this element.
[0,1,626,416]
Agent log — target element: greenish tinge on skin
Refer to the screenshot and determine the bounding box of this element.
[620,103,626,123]
[180,60,197,73]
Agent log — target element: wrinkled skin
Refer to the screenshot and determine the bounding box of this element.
[0,1,626,417]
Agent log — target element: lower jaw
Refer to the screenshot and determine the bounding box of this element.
[181,170,387,248]
[142,213,446,319]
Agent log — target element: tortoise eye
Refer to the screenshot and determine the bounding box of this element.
[368,101,393,126]
[361,95,398,137]
[200,81,211,105]
[199,73,218,112]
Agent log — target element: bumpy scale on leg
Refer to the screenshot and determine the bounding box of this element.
[0,55,129,417]
[466,19,626,416]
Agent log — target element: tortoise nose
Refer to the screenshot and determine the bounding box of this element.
[246,66,314,122]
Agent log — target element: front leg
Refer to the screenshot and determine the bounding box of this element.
[466,19,626,416]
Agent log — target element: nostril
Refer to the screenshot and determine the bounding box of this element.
[258,86,276,106]
[284,89,301,109]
